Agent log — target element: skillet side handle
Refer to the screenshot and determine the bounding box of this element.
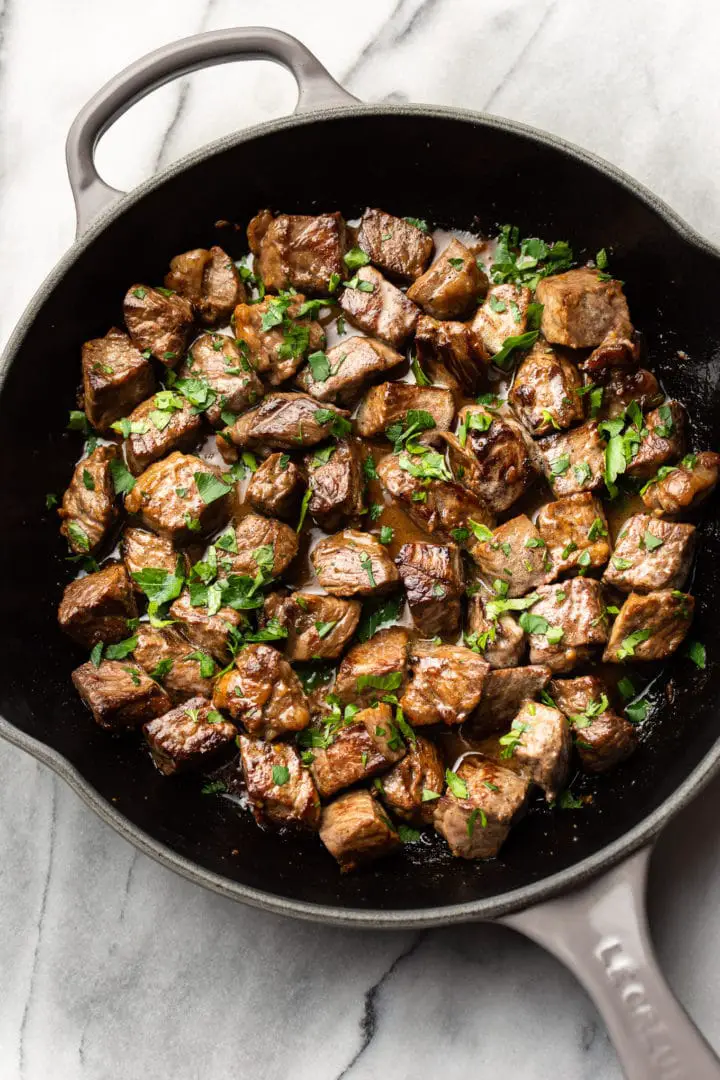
[500,846,720,1080]
[65,26,359,236]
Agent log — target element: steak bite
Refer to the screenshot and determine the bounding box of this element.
[123,285,194,365]
[415,315,490,394]
[168,590,245,663]
[581,327,640,375]
[471,283,531,355]
[121,527,181,590]
[379,736,445,824]
[296,336,404,406]
[550,675,637,773]
[319,790,400,871]
[122,395,203,476]
[59,444,119,554]
[468,665,553,737]
[396,542,464,637]
[339,266,420,348]
[143,697,237,775]
[466,593,526,669]
[507,700,571,802]
[164,245,245,325]
[246,452,305,521]
[536,492,611,577]
[72,659,171,731]
[124,452,231,541]
[594,367,662,420]
[538,421,607,497]
[407,238,488,319]
[642,451,720,517]
[132,624,216,703]
[603,590,694,663]
[603,513,695,593]
[509,340,584,436]
[221,512,298,578]
[354,382,456,437]
[525,579,608,673]
[454,405,539,514]
[309,703,406,798]
[82,328,155,432]
[626,402,687,479]
[227,393,350,451]
[263,591,361,661]
[334,626,409,708]
[233,294,325,385]
[311,529,400,597]
[472,515,553,598]
[306,439,365,532]
[356,208,434,281]
[399,641,490,726]
[535,267,633,348]
[179,333,264,427]
[212,643,310,739]
[249,210,346,295]
[58,564,137,648]
[433,757,529,860]
[239,735,321,830]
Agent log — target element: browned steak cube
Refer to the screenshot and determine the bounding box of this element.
[311,529,400,598]
[221,512,298,579]
[536,492,611,577]
[58,564,137,648]
[473,515,554,598]
[379,736,445,824]
[505,700,571,801]
[396,542,464,637]
[415,315,490,394]
[357,208,434,281]
[400,641,490,726]
[471,283,531,355]
[165,245,245,325]
[250,210,346,295]
[581,328,640,375]
[124,452,231,541]
[603,590,694,663]
[264,590,361,661]
[466,593,526,669]
[468,665,553,737]
[82,328,155,432]
[227,393,350,451]
[59,444,118,554]
[603,514,695,593]
[306,439,365,532]
[538,421,607,497]
[132,625,216,703]
[455,405,539,514]
[626,401,687,479]
[339,266,419,348]
[320,790,400,871]
[535,268,633,348]
[550,675,637,773]
[334,626,410,708]
[168,590,245,663]
[72,659,171,731]
[525,579,608,673]
[123,395,203,476]
[355,382,456,437]
[246,452,305,521]
[123,285,194,365]
[179,332,264,427]
[121,527,182,591]
[143,697,237,775]
[509,340,584,436]
[433,756,529,859]
[407,238,488,319]
[212,643,310,739]
[594,367,662,420]
[642,451,720,517]
[234,294,325,385]
[239,735,321,830]
[309,702,406,798]
[296,336,404,406]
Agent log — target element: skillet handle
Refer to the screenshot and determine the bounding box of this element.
[65,26,358,236]
[500,845,720,1079]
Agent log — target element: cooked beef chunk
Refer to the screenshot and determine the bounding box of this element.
[125,452,231,542]
[264,590,361,661]
[59,444,118,554]
[319,790,400,871]
[594,367,662,420]
[550,675,637,773]
[407,238,488,319]
[379,736,445,824]
[179,333,264,427]
[472,515,554,598]
[249,210,346,294]
[355,382,456,437]
[507,701,571,801]
[334,626,410,708]
[306,439,365,531]
[164,246,245,325]
[310,703,406,798]
[603,590,694,663]
[536,268,633,348]
[536,492,611,577]
[121,527,181,591]
[471,283,531,355]
[468,665,553,737]
[123,285,194,365]
[626,401,687,479]
[168,590,245,663]
[82,328,155,432]
[246,452,305,521]
[233,293,325,385]
[212,643,310,738]
[227,393,350,451]
[239,735,321,829]
[132,625,216,703]
[538,421,606,497]
[396,542,464,637]
[221,512,298,578]
[466,593,526,668]
[582,328,641,374]
[525,579,608,673]
[603,513,695,593]
[642,451,720,517]
[455,404,539,514]
[143,697,237,775]
[58,564,137,648]
[339,266,420,348]
[399,641,490,726]
[311,529,400,597]
[72,659,170,731]
[509,340,584,436]
[433,756,529,859]
[296,336,405,406]
[356,208,434,281]
[123,395,203,476]
[415,315,490,394]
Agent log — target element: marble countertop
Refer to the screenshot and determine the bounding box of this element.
[3,1,720,1077]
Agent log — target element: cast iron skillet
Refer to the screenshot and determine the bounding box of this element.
[1,27,720,1079]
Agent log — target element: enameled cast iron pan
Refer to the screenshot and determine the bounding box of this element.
[1,27,720,1078]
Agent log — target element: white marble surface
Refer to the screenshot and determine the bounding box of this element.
[3,1,720,1077]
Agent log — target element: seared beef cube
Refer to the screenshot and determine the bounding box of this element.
[320,790,400,871]
[250,210,346,295]
[433,756,529,859]
[582,328,641,375]
[471,283,531,355]
[306,439,365,532]
[179,333,264,427]
[121,527,181,591]
[536,492,611,576]
[356,208,434,281]
[234,294,325,385]
[212,643,310,739]
[311,529,400,597]
[642,451,720,517]
[550,675,637,773]
[380,736,445,824]
[535,268,633,348]
[507,701,571,801]
[626,401,687,479]
[455,405,539,514]
[603,590,694,663]
[123,285,194,366]
[72,659,170,731]
[124,452,231,541]
[246,452,305,521]
[82,328,155,432]
[466,593,525,669]
[228,393,350,451]
[132,625,216,703]
[509,340,584,436]
[264,591,361,661]
[310,703,405,798]
[594,367,662,420]
[58,564,137,648]
[415,315,490,394]
[603,513,695,593]
[123,395,203,476]
[399,641,489,726]
[168,590,245,663]
[221,512,298,578]
[473,515,553,598]
[339,266,419,348]
[396,542,463,637]
[538,421,606,497]
[334,626,409,708]
[239,735,321,829]
[407,238,488,319]
[468,665,552,737]
[355,382,456,437]
[165,246,245,325]
[296,336,404,406]
[143,697,236,775]
[525,579,608,673]
[59,444,118,554]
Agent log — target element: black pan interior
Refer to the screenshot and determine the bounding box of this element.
[2,111,720,911]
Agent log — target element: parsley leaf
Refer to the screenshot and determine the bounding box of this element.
[194,471,232,505]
